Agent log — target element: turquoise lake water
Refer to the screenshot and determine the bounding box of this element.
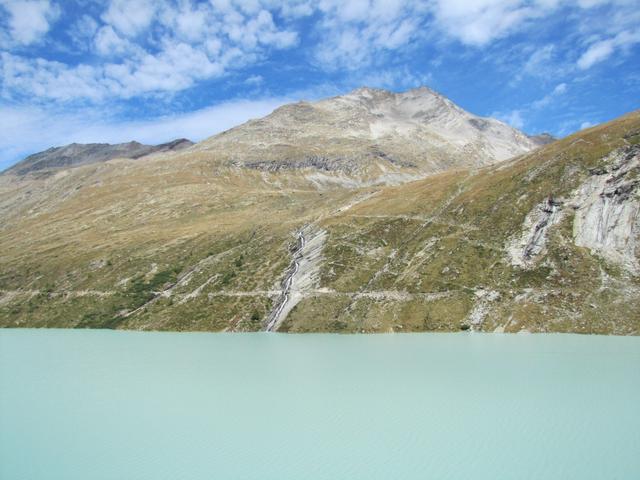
[1,330,639,480]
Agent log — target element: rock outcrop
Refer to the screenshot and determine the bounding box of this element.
[507,196,565,268]
[265,225,327,332]
[573,144,640,274]
[506,143,640,275]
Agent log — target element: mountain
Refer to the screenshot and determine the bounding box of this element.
[193,86,538,181]
[528,132,556,146]
[0,88,637,334]
[3,138,194,176]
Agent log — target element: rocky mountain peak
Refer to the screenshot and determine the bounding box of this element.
[347,85,439,101]
[345,86,397,100]
[195,86,539,178]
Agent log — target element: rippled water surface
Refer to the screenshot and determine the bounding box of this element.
[1,330,639,480]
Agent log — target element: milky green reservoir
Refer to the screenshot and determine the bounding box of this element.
[1,330,639,480]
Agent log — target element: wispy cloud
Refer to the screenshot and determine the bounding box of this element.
[0,97,291,170]
[577,29,640,69]
[493,82,569,131]
[429,0,552,47]
[492,109,525,130]
[348,67,434,91]
[531,82,567,109]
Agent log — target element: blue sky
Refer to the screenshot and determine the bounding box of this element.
[1,0,639,170]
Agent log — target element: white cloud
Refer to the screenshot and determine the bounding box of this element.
[350,66,433,91]
[531,82,567,109]
[102,42,225,97]
[94,25,135,56]
[580,121,594,129]
[101,0,157,37]
[1,52,108,101]
[244,74,264,85]
[493,109,525,129]
[312,0,425,70]
[160,2,208,42]
[553,82,567,95]
[69,14,98,49]
[1,1,301,102]
[493,82,569,132]
[577,39,616,69]
[277,1,315,19]
[576,0,635,8]
[229,9,298,49]
[0,0,638,128]
[430,0,640,53]
[309,0,640,73]
[0,97,292,170]
[523,45,556,75]
[429,0,550,46]
[577,29,640,69]
[0,0,60,46]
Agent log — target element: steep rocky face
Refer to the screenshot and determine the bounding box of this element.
[573,144,639,274]
[506,196,565,268]
[3,138,193,176]
[506,143,639,274]
[194,86,539,179]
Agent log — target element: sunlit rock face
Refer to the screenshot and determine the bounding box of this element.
[194,86,539,181]
[573,144,640,274]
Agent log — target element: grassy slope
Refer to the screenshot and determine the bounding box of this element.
[281,111,640,333]
[1,111,639,333]
[0,151,362,330]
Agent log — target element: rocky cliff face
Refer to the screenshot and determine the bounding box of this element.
[572,144,639,274]
[506,196,565,268]
[3,138,193,176]
[506,143,639,275]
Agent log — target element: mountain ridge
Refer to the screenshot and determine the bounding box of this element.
[527,132,556,146]
[3,138,194,176]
